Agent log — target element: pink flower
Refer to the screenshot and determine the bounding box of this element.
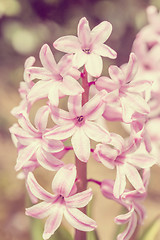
[96,53,151,123]
[27,44,83,106]
[26,164,97,240]
[45,93,110,162]
[9,106,64,171]
[94,134,156,198]
[101,169,149,240]
[53,17,117,77]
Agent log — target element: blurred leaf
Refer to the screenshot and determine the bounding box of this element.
[50,225,73,240]
[139,216,160,240]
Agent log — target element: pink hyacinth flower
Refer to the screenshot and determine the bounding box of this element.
[101,169,149,240]
[26,164,97,240]
[96,53,151,123]
[27,44,83,106]
[94,134,156,198]
[53,17,117,77]
[9,106,64,171]
[45,93,110,162]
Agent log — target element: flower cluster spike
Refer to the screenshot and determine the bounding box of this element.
[10,11,159,240]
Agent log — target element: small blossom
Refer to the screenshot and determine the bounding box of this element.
[45,93,110,162]
[26,164,97,240]
[53,17,117,77]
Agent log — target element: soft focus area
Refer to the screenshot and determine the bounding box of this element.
[0,0,160,239]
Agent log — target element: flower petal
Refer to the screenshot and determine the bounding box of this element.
[72,50,88,68]
[68,94,82,118]
[84,121,110,143]
[36,149,64,171]
[71,128,90,162]
[45,124,76,140]
[64,208,97,231]
[124,53,138,83]
[65,188,93,208]
[113,165,126,198]
[127,154,156,168]
[61,76,84,96]
[27,67,53,81]
[34,106,49,132]
[40,44,58,74]
[93,43,117,58]
[27,172,55,201]
[43,206,64,240]
[85,54,103,77]
[25,201,53,219]
[52,164,76,197]
[91,21,112,44]
[53,36,80,53]
[77,17,91,48]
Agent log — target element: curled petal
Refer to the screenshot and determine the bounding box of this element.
[65,188,93,208]
[27,172,55,201]
[34,106,49,131]
[64,208,97,231]
[43,206,64,240]
[52,164,76,197]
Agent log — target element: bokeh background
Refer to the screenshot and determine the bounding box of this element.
[0,0,160,239]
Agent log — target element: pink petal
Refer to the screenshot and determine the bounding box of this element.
[115,206,135,224]
[128,79,152,92]
[49,105,71,125]
[120,97,134,123]
[77,17,91,48]
[124,53,138,83]
[48,82,60,106]
[27,172,55,201]
[52,164,76,197]
[15,143,39,171]
[25,201,53,219]
[85,54,103,77]
[91,21,112,44]
[68,94,82,118]
[134,202,146,223]
[27,67,53,81]
[125,163,145,193]
[10,125,34,146]
[36,149,64,171]
[101,179,115,200]
[71,128,90,162]
[61,76,84,96]
[18,113,38,136]
[34,106,49,131]
[64,208,97,231]
[72,50,88,68]
[42,139,64,153]
[113,165,126,198]
[116,212,137,240]
[95,76,118,92]
[40,44,58,74]
[43,206,64,240]
[24,56,35,69]
[93,43,117,58]
[45,124,76,140]
[109,65,124,83]
[84,121,110,143]
[127,154,156,168]
[53,36,80,53]
[28,80,53,103]
[57,54,73,74]
[65,188,93,208]
[83,93,104,120]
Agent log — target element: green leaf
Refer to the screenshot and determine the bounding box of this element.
[139,216,160,240]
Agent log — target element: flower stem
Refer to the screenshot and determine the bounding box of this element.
[75,67,89,240]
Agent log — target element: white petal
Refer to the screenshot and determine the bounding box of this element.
[85,54,103,77]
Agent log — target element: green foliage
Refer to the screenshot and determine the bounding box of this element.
[139,216,160,240]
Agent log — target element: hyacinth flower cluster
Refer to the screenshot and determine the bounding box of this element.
[10,10,160,240]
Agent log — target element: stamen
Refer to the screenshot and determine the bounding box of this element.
[82,48,91,54]
[77,116,84,122]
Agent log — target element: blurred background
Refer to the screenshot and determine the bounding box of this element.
[0,0,160,239]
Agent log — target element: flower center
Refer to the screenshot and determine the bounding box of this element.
[77,115,84,122]
[82,48,91,54]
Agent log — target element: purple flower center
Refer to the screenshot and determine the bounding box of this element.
[77,115,84,122]
[82,48,91,54]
